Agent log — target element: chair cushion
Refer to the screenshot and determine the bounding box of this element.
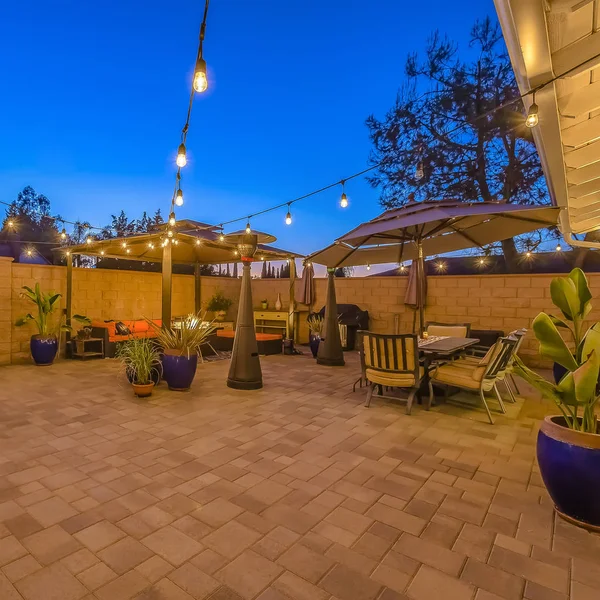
[216,330,281,341]
[366,367,421,388]
[431,363,485,389]
[427,325,468,338]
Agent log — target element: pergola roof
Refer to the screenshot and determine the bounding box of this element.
[494,0,600,238]
[60,221,302,264]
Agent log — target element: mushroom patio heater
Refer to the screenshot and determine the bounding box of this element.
[224,230,276,390]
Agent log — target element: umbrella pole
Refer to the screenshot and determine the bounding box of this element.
[417,241,425,337]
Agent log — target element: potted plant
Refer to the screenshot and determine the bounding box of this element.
[116,338,162,398]
[147,314,216,391]
[15,284,90,365]
[207,290,233,322]
[261,299,268,310]
[307,314,324,358]
[514,268,600,531]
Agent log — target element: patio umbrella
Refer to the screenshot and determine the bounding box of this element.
[307,200,560,335]
[404,261,427,333]
[233,262,238,278]
[299,262,315,309]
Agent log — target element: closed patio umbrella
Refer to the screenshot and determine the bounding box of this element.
[404,261,427,333]
[299,262,315,309]
[306,200,560,335]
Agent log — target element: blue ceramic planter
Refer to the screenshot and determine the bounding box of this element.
[309,335,321,358]
[537,416,600,532]
[30,335,58,366]
[162,351,197,391]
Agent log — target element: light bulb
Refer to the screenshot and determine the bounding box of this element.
[162,240,168,247]
[167,230,174,238]
[148,242,154,249]
[260,256,265,261]
[479,258,485,266]
[174,239,179,245]
[436,261,446,272]
[340,192,348,208]
[526,102,539,128]
[195,239,201,245]
[366,264,371,271]
[26,249,32,256]
[176,143,187,168]
[60,228,67,239]
[285,204,292,225]
[100,250,105,256]
[126,248,131,254]
[121,242,127,248]
[8,220,14,228]
[234,250,239,256]
[86,237,92,244]
[193,57,208,93]
[415,161,424,181]
[556,244,562,252]
[399,264,406,272]
[66,251,71,256]
[175,189,183,207]
[219,233,224,242]
[169,212,176,227]
[245,221,251,234]
[526,251,532,258]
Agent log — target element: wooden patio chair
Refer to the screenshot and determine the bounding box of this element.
[361,332,433,414]
[425,321,471,338]
[430,336,518,424]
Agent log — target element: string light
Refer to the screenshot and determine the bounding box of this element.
[219,233,225,242]
[193,57,208,93]
[245,220,251,234]
[167,230,174,238]
[436,261,446,272]
[340,180,348,208]
[399,264,406,272]
[7,220,14,228]
[234,250,239,256]
[174,239,179,245]
[148,242,154,249]
[175,189,184,207]
[366,264,371,271]
[526,92,539,128]
[176,143,187,168]
[126,248,131,254]
[285,204,292,225]
[121,242,127,248]
[66,250,71,256]
[86,237,92,245]
[556,243,562,252]
[195,239,201,245]
[100,250,105,256]
[525,250,532,258]
[169,212,176,227]
[60,228,67,240]
[162,239,168,247]
[260,256,265,261]
[26,249,32,257]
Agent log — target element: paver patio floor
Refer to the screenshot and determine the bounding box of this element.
[0,351,599,600]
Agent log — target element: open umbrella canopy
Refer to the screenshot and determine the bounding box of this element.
[307,201,560,268]
[59,220,302,264]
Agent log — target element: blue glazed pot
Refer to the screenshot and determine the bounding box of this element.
[309,334,321,358]
[162,351,198,391]
[537,416,600,532]
[30,335,58,366]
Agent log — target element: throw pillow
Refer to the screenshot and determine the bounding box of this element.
[115,321,131,335]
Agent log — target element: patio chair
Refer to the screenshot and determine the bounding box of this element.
[361,332,433,414]
[425,321,471,338]
[429,336,518,424]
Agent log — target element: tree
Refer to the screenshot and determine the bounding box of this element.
[366,17,549,272]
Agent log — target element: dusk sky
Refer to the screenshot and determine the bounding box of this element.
[0,0,496,264]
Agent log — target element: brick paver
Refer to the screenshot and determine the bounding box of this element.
[0,353,598,599]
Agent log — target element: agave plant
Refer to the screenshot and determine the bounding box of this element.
[15,283,90,335]
[116,338,162,385]
[146,313,216,357]
[514,268,600,433]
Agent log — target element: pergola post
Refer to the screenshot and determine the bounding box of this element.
[65,253,73,353]
[288,258,296,341]
[162,242,172,327]
[317,268,345,366]
[227,251,262,389]
[194,262,202,314]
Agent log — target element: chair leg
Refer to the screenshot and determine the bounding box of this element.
[365,383,374,408]
[509,373,520,396]
[406,388,417,415]
[504,379,516,403]
[493,384,507,414]
[479,389,494,424]
[426,381,434,410]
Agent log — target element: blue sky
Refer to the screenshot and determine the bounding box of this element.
[0,0,496,263]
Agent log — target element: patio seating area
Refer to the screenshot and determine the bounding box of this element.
[0,352,598,600]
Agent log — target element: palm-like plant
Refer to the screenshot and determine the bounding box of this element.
[514,268,600,433]
[116,338,162,385]
[307,314,324,336]
[15,283,90,335]
[146,313,216,358]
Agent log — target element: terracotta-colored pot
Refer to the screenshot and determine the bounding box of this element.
[131,382,154,398]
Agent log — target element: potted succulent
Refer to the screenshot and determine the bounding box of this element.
[116,338,162,398]
[15,284,90,365]
[307,314,324,358]
[514,268,600,531]
[207,290,233,322]
[261,299,268,310]
[147,314,216,391]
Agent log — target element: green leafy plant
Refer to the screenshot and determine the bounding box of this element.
[307,314,324,336]
[206,290,233,313]
[146,313,216,358]
[15,283,90,335]
[514,268,599,433]
[116,338,162,385]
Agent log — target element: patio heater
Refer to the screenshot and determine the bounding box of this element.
[224,232,263,389]
[316,268,345,366]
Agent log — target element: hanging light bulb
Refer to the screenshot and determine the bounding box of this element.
[260,256,265,261]
[366,264,371,271]
[121,242,127,248]
[556,243,562,252]
[340,180,348,208]
[86,237,92,245]
[26,249,32,256]
[245,220,251,234]
[175,189,184,207]
[148,242,154,249]
[436,261,446,272]
[173,239,179,245]
[126,248,131,254]
[526,250,532,258]
[167,229,174,238]
[195,238,201,246]
[526,92,539,128]
[60,228,67,240]
[7,220,14,228]
[169,212,176,227]
[234,250,239,256]
[399,264,406,272]
[176,143,187,168]
[193,57,208,93]
[478,257,486,266]
[285,204,292,225]
[415,160,424,181]
[100,250,105,256]
[162,239,168,247]
[219,233,224,242]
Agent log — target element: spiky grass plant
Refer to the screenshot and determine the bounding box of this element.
[146,313,216,358]
[116,338,162,385]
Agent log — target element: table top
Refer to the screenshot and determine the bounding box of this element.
[419,336,479,355]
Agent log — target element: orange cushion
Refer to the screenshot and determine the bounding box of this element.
[216,330,281,341]
[91,320,116,337]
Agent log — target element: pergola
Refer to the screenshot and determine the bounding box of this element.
[61,219,303,336]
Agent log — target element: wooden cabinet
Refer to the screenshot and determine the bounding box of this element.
[254,311,289,338]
